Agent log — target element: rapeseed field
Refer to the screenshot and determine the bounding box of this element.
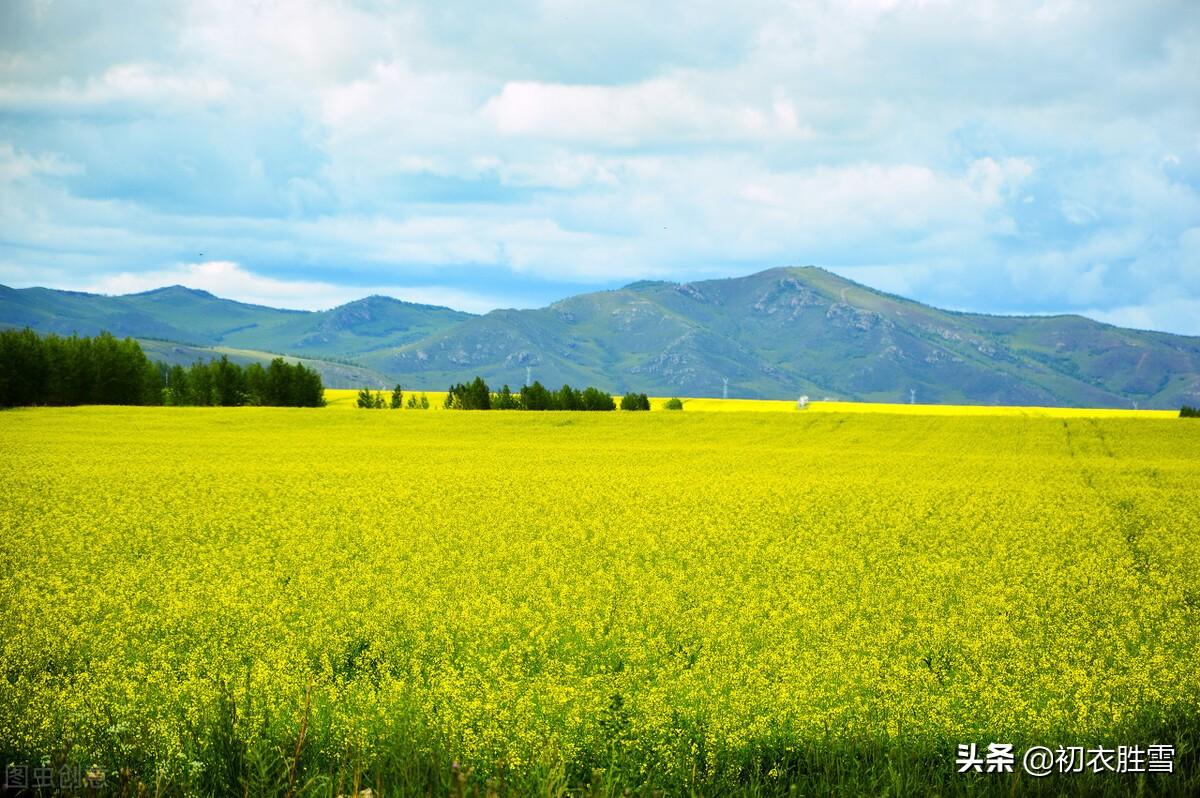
[323,388,1177,418]
[1,406,1197,796]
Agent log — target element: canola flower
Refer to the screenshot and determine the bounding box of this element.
[323,388,1176,418]
[0,406,1197,795]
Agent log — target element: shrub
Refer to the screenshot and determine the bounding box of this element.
[664,397,684,410]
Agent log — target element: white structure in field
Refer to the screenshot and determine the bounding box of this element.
[797,395,810,409]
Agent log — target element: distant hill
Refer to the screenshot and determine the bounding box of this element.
[0,284,470,357]
[4,267,1199,407]
[134,340,393,390]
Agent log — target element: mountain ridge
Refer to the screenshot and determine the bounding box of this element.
[3,266,1198,408]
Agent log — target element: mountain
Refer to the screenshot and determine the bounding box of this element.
[0,283,465,388]
[133,340,393,390]
[0,284,470,356]
[4,268,1199,407]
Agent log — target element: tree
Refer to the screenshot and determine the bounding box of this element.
[405,392,419,409]
[264,359,293,406]
[243,362,267,405]
[519,380,553,410]
[212,356,243,406]
[390,384,403,409]
[446,377,491,410]
[1182,405,1200,418]
[419,393,430,409]
[0,329,324,409]
[492,384,519,409]
[556,384,581,410]
[664,397,684,410]
[164,364,189,406]
[0,328,165,408]
[357,387,375,409]
[580,386,615,411]
[290,362,325,407]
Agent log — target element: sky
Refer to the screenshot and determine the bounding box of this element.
[0,1,1198,333]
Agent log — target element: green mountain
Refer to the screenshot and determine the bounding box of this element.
[0,284,470,356]
[134,340,392,390]
[4,267,1199,407]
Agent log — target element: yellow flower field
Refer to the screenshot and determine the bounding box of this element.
[324,388,1177,418]
[1,405,1197,795]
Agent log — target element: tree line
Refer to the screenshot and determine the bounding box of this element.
[0,328,324,408]
[163,357,324,407]
[357,384,431,409]
[1182,405,1199,418]
[434,377,652,411]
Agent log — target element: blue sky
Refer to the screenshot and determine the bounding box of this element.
[1,1,1197,333]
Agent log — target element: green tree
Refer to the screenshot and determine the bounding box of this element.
[164,365,189,406]
[390,384,403,409]
[519,380,553,410]
[290,362,325,407]
[664,397,684,410]
[492,384,519,409]
[580,386,616,411]
[212,356,243,406]
[0,328,46,406]
[556,384,581,410]
[243,363,266,405]
[446,377,492,409]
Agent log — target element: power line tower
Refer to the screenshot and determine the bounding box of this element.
[910,388,916,404]
[722,377,729,400]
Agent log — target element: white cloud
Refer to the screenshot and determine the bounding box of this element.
[179,0,414,87]
[0,63,230,110]
[0,143,81,182]
[481,79,814,143]
[74,261,507,314]
[1085,297,1200,336]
